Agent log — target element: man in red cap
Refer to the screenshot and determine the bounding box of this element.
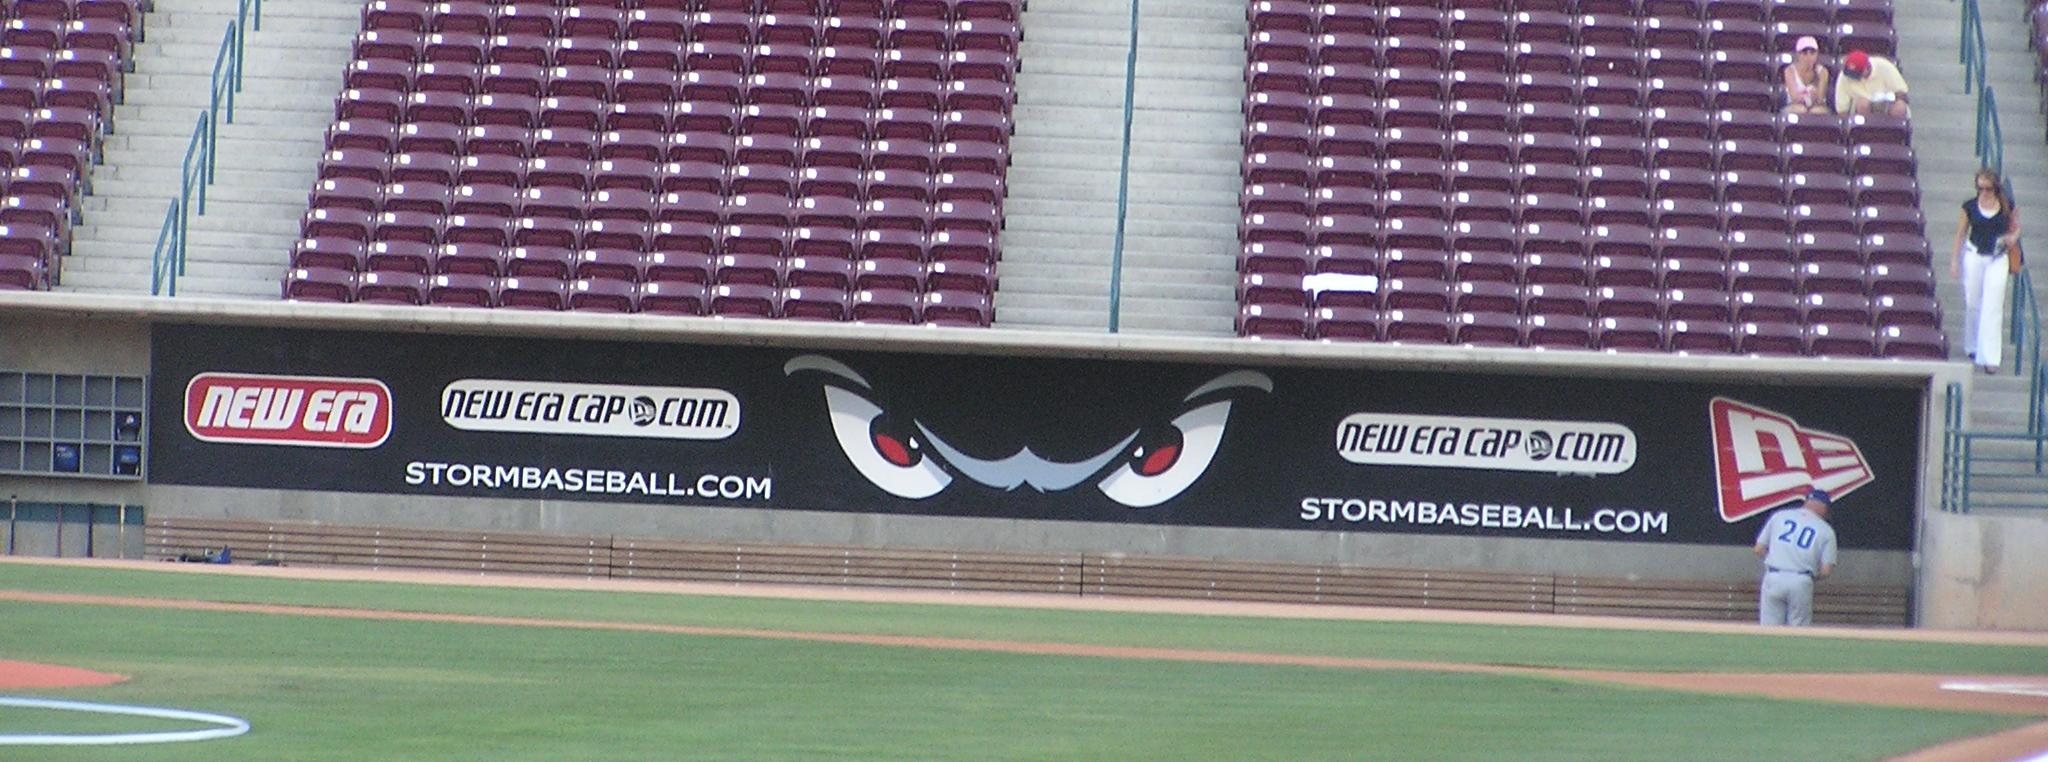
[1834,49,1910,116]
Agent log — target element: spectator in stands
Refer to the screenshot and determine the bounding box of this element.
[1834,50,1910,116]
[1952,167,2021,374]
[1781,36,1833,114]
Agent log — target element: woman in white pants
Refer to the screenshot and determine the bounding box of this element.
[1951,168,2021,374]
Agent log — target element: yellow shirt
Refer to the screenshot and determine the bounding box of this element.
[1834,56,1909,113]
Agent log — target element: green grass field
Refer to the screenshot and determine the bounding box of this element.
[1,563,2042,760]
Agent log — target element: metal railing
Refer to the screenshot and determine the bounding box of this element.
[148,197,182,295]
[1961,0,1987,94]
[1977,88,2004,177]
[2013,268,2041,380]
[2011,269,2047,456]
[147,0,261,295]
[1945,426,2048,511]
[1962,0,2004,176]
[1942,382,1964,512]
[1106,0,1140,332]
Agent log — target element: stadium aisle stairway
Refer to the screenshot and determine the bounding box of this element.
[61,0,354,297]
[1897,0,2048,509]
[937,0,1247,334]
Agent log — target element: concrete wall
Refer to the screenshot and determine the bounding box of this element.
[1922,511,2048,630]
[0,501,145,559]
[0,293,1960,601]
[148,484,1913,587]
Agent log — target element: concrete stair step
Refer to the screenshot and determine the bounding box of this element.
[78,223,280,251]
[992,305,1109,330]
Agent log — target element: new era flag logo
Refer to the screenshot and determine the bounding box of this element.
[1709,398,1872,523]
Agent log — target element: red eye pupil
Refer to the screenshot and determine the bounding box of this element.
[874,432,914,466]
[1137,443,1180,476]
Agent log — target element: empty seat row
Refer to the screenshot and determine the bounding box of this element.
[1242,235,1931,275]
[336,89,1011,132]
[327,107,1003,151]
[1249,205,1920,242]
[327,116,1007,160]
[359,12,1018,51]
[1241,272,1941,320]
[1249,224,1930,266]
[1247,181,1917,219]
[353,27,1013,71]
[1242,163,1917,210]
[299,208,1002,258]
[1251,136,1907,181]
[283,268,994,324]
[1249,20,1892,60]
[314,171,1000,214]
[345,54,1017,94]
[320,139,1009,185]
[364,0,1022,37]
[1240,250,1934,294]
[292,237,994,289]
[1240,304,1943,358]
[2,18,133,59]
[1249,0,1890,28]
[347,54,1019,98]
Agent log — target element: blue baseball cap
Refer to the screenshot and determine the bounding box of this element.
[1805,488,1833,506]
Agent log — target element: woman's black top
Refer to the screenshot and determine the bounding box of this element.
[1965,198,2012,255]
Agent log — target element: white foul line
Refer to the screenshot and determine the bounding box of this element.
[0,696,249,745]
[1938,682,2048,699]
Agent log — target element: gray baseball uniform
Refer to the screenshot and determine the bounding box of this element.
[1755,506,1837,626]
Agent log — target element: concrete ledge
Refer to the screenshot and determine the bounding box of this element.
[0,291,1965,388]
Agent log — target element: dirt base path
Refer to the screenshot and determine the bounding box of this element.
[0,660,126,690]
[6,559,2047,760]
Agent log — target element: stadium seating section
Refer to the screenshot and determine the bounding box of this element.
[283,0,1018,326]
[0,0,142,291]
[1237,0,1948,357]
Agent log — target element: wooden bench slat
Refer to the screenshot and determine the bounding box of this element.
[146,517,1908,625]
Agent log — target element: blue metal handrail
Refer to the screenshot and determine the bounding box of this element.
[2033,357,2048,470]
[1976,87,2003,177]
[207,20,237,176]
[1106,0,1140,332]
[148,2,259,296]
[2010,269,2047,470]
[2013,268,2040,380]
[1961,0,1987,95]
[1961,0,2002,174]
[1942,381,1964,512]
[148,198,181,297]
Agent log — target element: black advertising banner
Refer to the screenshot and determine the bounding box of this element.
[149,324,1923,549]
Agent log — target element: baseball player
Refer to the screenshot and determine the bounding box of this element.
[1753,489,1838,627]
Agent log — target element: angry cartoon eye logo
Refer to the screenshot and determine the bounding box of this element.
[1097,400,1234,508]
[820,384,952,499]
[786,356,1269,507]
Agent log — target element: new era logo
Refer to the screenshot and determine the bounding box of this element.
[185,373,392,449]
[1709,398,1872,523]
